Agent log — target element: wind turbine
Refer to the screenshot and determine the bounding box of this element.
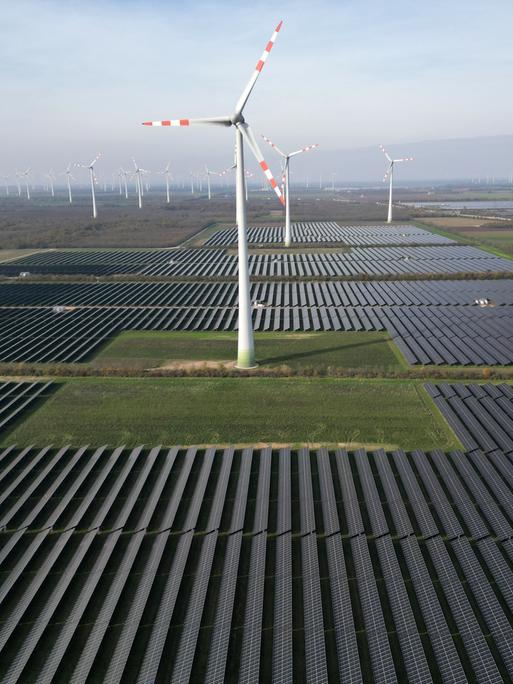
[142,20,285,370]
[120,167,129,199]
[79,153,101,219]
[17,169,31,199]
[205,164,227,200]
[61,163,75,204]
[132,158,148,208]
[45,170,55,197]
[14,173,21,197]
[245,169,254,201]
[204,165,215,200]
[380,144,413,223]
[158,162,172,203]
[262,135,318,246]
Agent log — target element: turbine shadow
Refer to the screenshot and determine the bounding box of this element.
[259,338,388,365]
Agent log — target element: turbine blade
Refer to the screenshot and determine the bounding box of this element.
[261,134,287,158]
[239,123,285,206]
[234,20,283,117]
[379,144,392,162]
[289,143,319,157]
[142,116,231,127]
[393,156,414,163]
[90,153,101,167]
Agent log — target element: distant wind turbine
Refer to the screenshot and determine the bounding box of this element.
[380,145,413,223]
[45,170,55,197]
[17,169,31,199]
[141,20,285,370]
[79,154,101,219]
[262,135,319,246]
[3,176,9,196]
[159,162,172,203]
[120,168,130,199]
[132,158,148,208]
[61,163,75,204]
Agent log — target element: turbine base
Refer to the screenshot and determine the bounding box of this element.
[236,349,258,370]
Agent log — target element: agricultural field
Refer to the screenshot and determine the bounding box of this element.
[1,377,459,450]
[92,330,405,371]
[419,216,513,255]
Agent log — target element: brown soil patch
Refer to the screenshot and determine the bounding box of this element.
[422,217,507,230]
[155,359,237,371]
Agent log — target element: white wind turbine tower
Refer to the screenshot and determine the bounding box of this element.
[18,169,31,199]
[160,162,172,203]
[380,144,413,223]
[132,158,148,208]
[3,176,9,196]
[205,164,227,200]
[204,165,215,200]
[45,170,55,197]
[142,20,285,371]
[120,168,129,198]
[79,153,101,219]
[14,173,21,197]
[62,163,75,203]
[262,135,318,246]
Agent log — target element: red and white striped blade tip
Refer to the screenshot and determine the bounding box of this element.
[142,119,190,127]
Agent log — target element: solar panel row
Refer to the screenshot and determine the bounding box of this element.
[4,278,513,307]
[204,222,455,246]
[5,243,512,277]
[0,380,53,433]
[0,446,512,682]
[425,383,513,455]
[2,303,512,365]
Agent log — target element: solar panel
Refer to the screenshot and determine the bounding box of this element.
[238,532,267,683]
[400,537,467,683]
[375,536,432,683]
[298,447,316,534]
[335,449,364,536]
[354,449,388,537]
[426,537,502,683]
[301,533,329,683]
[351,534,397,682]
[272,531,293,684]
[450,537,513,678]
[205,449,253,683]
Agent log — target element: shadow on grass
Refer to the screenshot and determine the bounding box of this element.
[259,338,389,366]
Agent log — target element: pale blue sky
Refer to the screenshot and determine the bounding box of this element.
[1,0,513,180]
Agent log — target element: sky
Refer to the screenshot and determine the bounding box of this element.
[1,0,513,183]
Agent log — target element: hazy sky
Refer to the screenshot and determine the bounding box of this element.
[2,0,513,181]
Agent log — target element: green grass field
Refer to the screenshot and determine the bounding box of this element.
[91,330,406,371]
[2,377,459,450]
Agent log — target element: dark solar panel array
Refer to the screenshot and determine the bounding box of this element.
[139,244,513,277]
[425,383,513,455]
[0,445,512,682]
[204,222,456,246]
[0,249,176,276]
[1,302,512,365]
[4,243,512,278]
[3,278,513,307]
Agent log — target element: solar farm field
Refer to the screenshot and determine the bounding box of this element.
[1,215,513,684]
[0,377,459,450]
[0,445,512,682]
[1,276,513,365]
